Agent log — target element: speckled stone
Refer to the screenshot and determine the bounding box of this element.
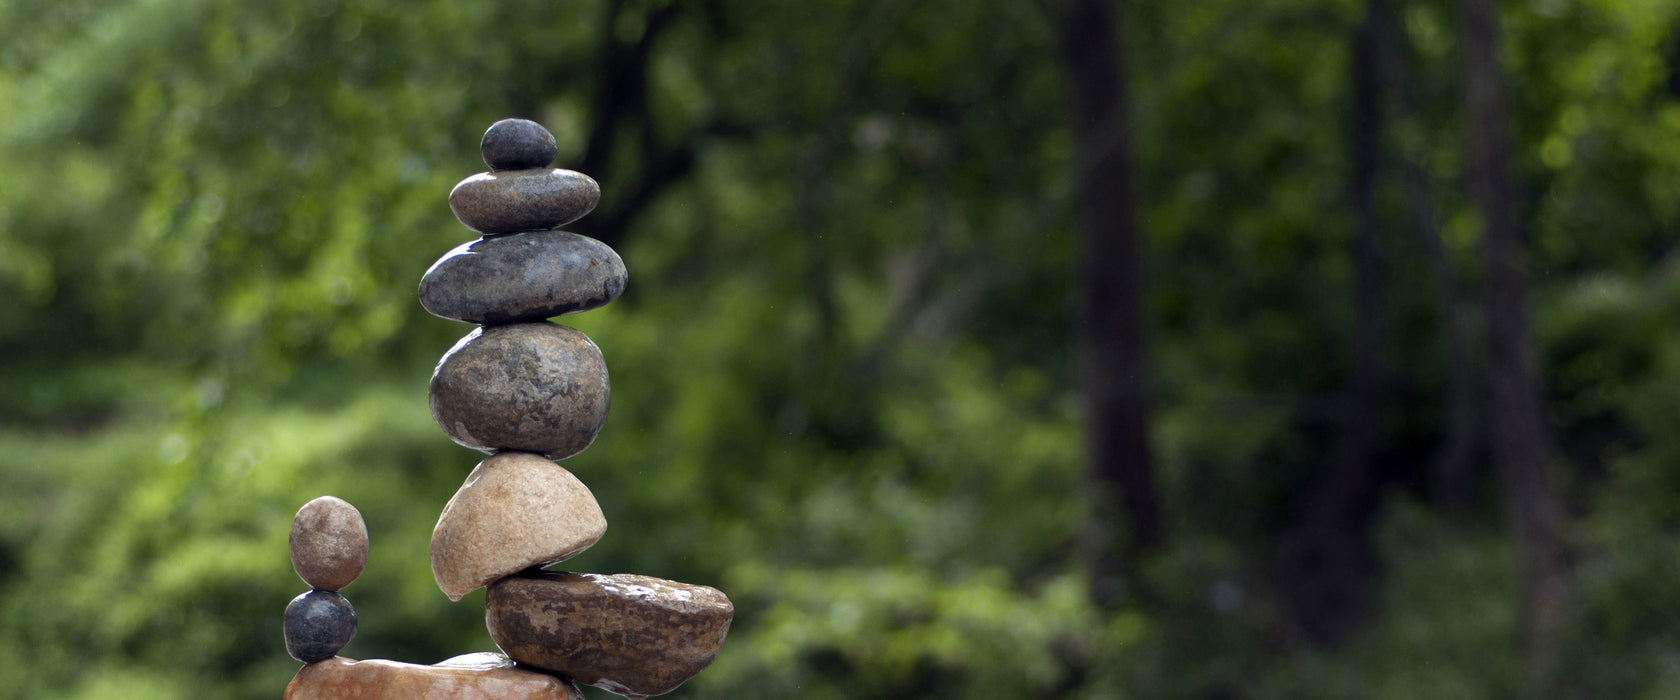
[486,572,734,697]
[429,322,610,459]
[432,451,607,601]
[482,119,559,171]
[289,496,368,591]
[284,590,357,664]
[449,169,599,235]
[418,231,627,325]
[284,654,584,700]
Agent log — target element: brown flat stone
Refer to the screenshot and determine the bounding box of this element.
[432,452,608,601]
[418,231,627,325]
[284,655,583,700]
[486,572,734,697]
[429,322,610,459]
[449,168,599,234]
[289,496,368,591]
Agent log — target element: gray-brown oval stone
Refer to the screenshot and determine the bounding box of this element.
[429,323,609,458]
[284,655,584,700]
[432,452,607,602]
[486,572,734,698]
[449,169,599,234]
[289,496,369,591]
[418,231,626,325]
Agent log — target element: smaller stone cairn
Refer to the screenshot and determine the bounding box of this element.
[283,119,732,699]
[284,496,366,665]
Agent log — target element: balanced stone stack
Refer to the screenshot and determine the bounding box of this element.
[427,118,733,698]
[284,496,367,665]
[285,118,732,699]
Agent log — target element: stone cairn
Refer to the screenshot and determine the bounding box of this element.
[282,118,734,700]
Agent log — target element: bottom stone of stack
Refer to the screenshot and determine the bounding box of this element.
[486,572,734,698]
[284,653,583,700]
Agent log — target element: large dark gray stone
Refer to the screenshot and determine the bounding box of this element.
[449,169,599,235]
[429,323,610,459]
[418,231,626,325]
[486,572,734,698]
[482,118,558,171]
[284,590,356,664]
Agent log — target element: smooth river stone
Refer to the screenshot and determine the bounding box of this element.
[289,495,368,591]
[449,169,599,234]
[418,231,627,325]
[430,322,610,459]
[432,451,607,601]
[284,655,584,700]
[482,118,559,171]
[486,572,734,698]
[284,590,356,664]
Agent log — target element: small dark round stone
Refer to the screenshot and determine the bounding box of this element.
[284,590,357,664]
[481,118,558,171]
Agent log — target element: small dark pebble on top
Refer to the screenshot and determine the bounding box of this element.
[482,119,558,171]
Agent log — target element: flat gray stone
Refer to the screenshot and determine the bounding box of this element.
[449,169,599,235]
[419,231,626,325]
[429,322,610,459]
[486,572,734,698]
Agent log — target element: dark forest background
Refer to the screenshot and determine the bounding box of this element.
[4,0,1680,697]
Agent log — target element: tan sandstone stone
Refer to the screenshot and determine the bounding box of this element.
[486,572,734,697]
[289,496,368,591]
[284,655,583,700]
[432,452,608,601]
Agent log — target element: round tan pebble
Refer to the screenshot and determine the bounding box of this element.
[290,496,369,591]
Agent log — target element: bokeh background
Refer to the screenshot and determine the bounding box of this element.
[3,0,1680,697]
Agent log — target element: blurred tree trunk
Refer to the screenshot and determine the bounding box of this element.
[1052,0,1163,609]
[567,0,689,250]
[1276,0,1389,645]
[1457,0,1574,690]
[1377,0,1480,512]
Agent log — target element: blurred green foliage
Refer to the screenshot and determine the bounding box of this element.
[4,0,1680,697]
